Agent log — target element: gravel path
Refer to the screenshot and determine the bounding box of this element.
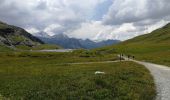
[47,60,123,66]
[66,60,121,65]
[123,56,170,100]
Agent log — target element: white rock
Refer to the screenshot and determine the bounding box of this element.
[95,71,105,75]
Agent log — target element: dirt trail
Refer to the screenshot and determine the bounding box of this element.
[123,56,170,100]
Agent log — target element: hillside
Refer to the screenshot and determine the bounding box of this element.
[0,21,44,50]
[98,23,170,66]
[124,23,170,43]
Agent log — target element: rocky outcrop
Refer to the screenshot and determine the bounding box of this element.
[0,21,44,48]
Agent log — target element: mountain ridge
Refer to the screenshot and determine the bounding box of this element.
[34,32,120,49]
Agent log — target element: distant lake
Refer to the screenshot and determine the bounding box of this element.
[38,49,74,52]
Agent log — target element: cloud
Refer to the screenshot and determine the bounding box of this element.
[68,21,138,41]
[67,21,112,40]
[103,0,170,25]
[26,27,40,34]
[69,20,169,41]
[44,24,64,36]
[0,0,105,29]
[0,0,170,41]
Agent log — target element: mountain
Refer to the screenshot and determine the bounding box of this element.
[0,21,44,49]
[38,34,84,49]
[79,39,120,49]
[36,33,120,49]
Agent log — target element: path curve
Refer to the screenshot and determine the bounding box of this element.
[123,56,170,100]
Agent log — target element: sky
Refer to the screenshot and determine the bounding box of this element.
[0,0,170,41]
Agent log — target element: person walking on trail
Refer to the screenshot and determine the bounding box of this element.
[119,54,122,61]
[127,55,129,60]
[132,56,135,60]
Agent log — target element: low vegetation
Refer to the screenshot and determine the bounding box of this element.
[32,44,61,50]
[0,45,13,52]
[0,44,61,51]
[0,58,156,99]
[113,43,170,66]
[0,50,118,64]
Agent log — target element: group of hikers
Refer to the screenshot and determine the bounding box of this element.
[119,54,135,61]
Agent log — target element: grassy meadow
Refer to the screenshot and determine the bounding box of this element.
[114,42,170,66]
[0,45,13,52]
[0,57,156,100]
[0,49,156,99]
[100,42,170,66]
[0,50,118,64]
[0,30,160,100]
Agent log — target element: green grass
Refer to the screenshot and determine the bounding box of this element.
[0,59,156,100]
[0,45,13,52]
[15,45,32,50]
[0,43,61,51]
[98,42,170,66]
[10,35,25,42]
[15,44,61,50]
[114,42,170,66]
[97,23,170,66]
[0,50,156,99]
[32,44,61,50]
[0,50,118,64]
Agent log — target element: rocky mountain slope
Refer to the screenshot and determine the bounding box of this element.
[0,21,44,49]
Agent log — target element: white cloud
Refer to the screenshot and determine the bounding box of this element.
[0,0,170,41]
[0,0,105,29]
[67,21,112,40]
[103,0,170,25]
[44,24,64,36]
[68,22,139,41]
[26,27,40,34]
[69,20,169,41]
[144,20,169,33]
[93,23,138,41]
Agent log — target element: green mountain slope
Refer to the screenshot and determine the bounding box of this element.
[0,21,44,50]
[97,23,170,66]
[125,23,170,43]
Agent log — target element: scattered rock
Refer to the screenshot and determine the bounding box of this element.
[95,71,105,75]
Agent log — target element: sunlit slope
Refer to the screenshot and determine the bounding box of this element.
[98,23,170,66]
[125,23,170,43]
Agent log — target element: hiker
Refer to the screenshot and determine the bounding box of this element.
[128,55,130,60]
[132,56,135,59]
[119,54,122,61]
[121,54,124,60]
